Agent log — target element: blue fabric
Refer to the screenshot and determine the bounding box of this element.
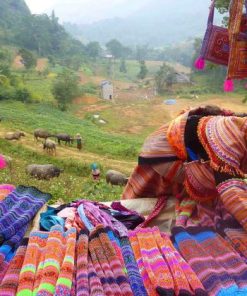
[78,204,93,231]
[186,147,199,161]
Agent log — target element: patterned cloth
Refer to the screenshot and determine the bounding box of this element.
[0,239,28,296]
[89,225,133,296]
[217,179,247,232]
[172,227,247,296]
[129,227,206,296]
[198,116,247,177]
[16,225,76,296]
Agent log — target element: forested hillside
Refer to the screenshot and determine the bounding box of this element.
[64,0,223,46]
[0,0,86,61]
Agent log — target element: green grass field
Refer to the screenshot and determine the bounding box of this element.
[0,100,143,159]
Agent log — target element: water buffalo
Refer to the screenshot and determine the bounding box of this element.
[56,133,74,145]
[106,170,128,186]
[26,164,63,180]
[34,129,52,141]
[5,131,25,140]
[43,139,56,155]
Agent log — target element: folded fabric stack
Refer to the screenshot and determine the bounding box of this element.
[129,227,207,296]
[0,186,51,284]
[1,184,247,296]
[172,227,247,296]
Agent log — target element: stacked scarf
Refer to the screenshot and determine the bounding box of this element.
[129,227,206,296]
[172,227,247,296]
[0,238,28,296]
[16,225,76,296]
[89,225,133,296]
[0,186,50,281]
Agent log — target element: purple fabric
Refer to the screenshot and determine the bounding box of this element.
[0,186,51,243]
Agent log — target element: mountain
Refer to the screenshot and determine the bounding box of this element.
[0,0,86,60]
[0,0,30,37]
[64,0,220,46]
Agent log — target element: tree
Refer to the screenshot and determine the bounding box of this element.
[18,48,36,70]
[155,63,176,94]
[119,59,127,73]
[137,61,148,80]
[106,39,124,59]
[136,45,149,62]
[52,70,79,111]
[86,42,101,60]
[215,0,230,13]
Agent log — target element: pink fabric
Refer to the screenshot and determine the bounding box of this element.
[0,155,6,170]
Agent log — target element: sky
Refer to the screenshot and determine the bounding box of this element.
[24,0,151,24]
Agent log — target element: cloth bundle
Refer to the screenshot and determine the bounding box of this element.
[172,227,247,296]
[129,227,207,296]
[16,225,76,296]
[0,186,51,284]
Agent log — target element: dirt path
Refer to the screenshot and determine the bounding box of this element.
[0,128,136,174]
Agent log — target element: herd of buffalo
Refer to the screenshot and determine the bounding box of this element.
[2,128,129,186]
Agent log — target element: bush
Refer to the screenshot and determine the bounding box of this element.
[80,82,98,95]
[15,87,32,103]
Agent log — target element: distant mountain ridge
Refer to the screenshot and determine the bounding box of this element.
[64,0,221,46]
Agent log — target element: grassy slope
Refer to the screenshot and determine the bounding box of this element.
[0,101,143,159]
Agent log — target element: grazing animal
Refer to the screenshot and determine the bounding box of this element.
[26,164,63,180]
[106,170,128,186]
[34,129,52,141]
[5,131,25,140]
[43,139,56,155]
[56,133,74,145]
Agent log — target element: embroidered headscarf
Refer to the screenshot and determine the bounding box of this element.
[198,116,247,177]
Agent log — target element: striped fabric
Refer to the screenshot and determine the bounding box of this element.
[160,232,207,296]
[198,116,247,177]
[140,123,178,159]
[17,231,48,296]
[184,161,218,203]
[76,231,89,296]
[0,186,51,244]
[129,228,207,296]
[119,236,148,296]
[89,225,133,296]
[16,226,76,296]
[55,228,76,295]
[172,227,247,296]
[0,239,28,296]
[217,179,247,232]
[88,256,104,296]
[216,218,247,262]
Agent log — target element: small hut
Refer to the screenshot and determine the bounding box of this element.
[100,80,113,100]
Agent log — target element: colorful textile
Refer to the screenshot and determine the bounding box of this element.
[119,236,147,296]
[227,0,247,81]
[0,185,15,201]
[172,227,247,296]
[88,256,104,296]
[198,116,247,177]
[76,231,89,296]
[89,225,132,296]
[0,186,51,243]
[216,218,247,262]
[16,226,76,296]
[167,112,188,160]
[129,227,207,296]
[217,179,247,232]
[0,239,28,296]
[184,161,218,203]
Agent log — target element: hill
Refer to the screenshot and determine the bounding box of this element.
[0,0,86,60]
[64,0,222,46]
